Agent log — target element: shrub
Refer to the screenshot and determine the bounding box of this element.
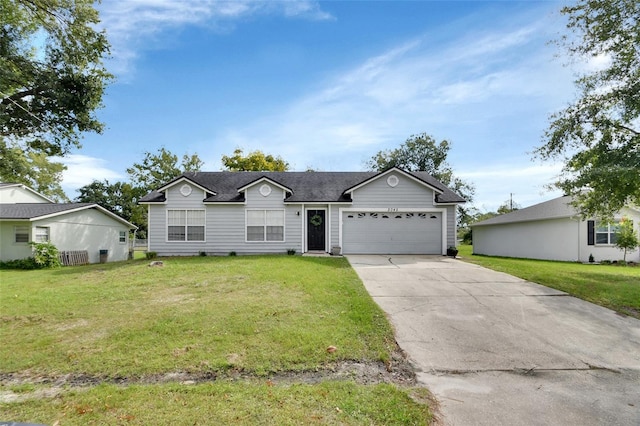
[0,257,40,270]
[199,251,207,257]
[287,248,296,255]
[29,242,61,268]
[228,251,237,256]
[145,251,158,260]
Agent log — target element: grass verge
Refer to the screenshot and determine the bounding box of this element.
[457,245,640,319]
[0,255,432,424]
[1,381,433,425]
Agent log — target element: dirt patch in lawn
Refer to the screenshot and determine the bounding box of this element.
[0,350,416,403]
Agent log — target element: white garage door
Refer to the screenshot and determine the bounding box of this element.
[342,211,443,254]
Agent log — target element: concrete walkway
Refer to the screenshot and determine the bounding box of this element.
[347,255,640,426]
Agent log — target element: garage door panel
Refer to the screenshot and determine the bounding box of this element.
[342,211,442,254]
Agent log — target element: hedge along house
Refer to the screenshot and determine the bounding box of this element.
[472,195,640,263]
[139,167,466,256]
[0,183,137,264]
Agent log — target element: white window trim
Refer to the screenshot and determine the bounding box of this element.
[166,209,206,243]
[595,219,622,246]
[119,230,127,244]
[34,226,50,243]
[245,209,286,243]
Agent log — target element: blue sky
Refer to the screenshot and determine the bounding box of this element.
[59,0,580,212]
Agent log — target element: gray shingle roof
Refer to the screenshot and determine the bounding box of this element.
[139,170,466,204]
[472,195,577,227]
[0,203,96,219]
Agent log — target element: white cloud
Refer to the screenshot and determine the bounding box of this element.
[55,155,124,196]
[458,162,565,212]
[98,0,333,74]
[205,14,572,170]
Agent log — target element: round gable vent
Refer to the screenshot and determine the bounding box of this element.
[180,184,192,196]
[259,184,272,197]
[387,175,399,187]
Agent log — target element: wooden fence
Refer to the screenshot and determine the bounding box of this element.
[59,250,89,266]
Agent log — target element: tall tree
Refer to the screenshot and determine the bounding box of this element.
[75,180,147,236]
[367,133,475,226]
[126,148,204,191]
[535,0,639,218]
[221,148,290,171]
[0,140,67,200]
[0,0,112,157]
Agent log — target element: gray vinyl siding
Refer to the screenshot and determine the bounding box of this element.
[245,184,286,208]
[329,205,340,251]
[148,182,304,256]
[445,205,457,248]
[350,174,435,209]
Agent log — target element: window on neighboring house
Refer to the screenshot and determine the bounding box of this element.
[15,226,29,243]
[35,227,49,242]
[247,210,284,242]
[119,231,127,243]
[595,220,621,245]
[167,209,205,241]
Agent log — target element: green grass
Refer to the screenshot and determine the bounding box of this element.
[457,245,640,318]
[1,381,433,425]
[0,256,432,424]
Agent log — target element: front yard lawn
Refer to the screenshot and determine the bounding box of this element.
[0,256,432,425]
[457,245,640,319]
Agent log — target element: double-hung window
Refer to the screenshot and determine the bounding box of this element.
[167,210,205,241]
[595,220,621,245]
[35,227,49,242]
[15,226,29,243]
[247,210,284,242]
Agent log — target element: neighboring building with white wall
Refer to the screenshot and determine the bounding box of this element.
[0,183,136,263]
[472,195,640,263]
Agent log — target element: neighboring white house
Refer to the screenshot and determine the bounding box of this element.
[472,195,640,263]
[139,167,466,256]
[0,183,137,264]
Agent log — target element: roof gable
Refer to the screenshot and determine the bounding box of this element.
[0,203,137,228]
[157,176,215,195]
[472,196,577,227]
[0,183,54,204]
[237,176,293,194]
[343,167,444,196]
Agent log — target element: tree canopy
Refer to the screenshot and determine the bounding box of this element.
[75,180,147,235]
[535,0,639,218]
[221,148,290,172]
[366,133,475,226]
[126,148,204,191]
[0,0,112,156]
[0,140,67,200]
[77,148,204,236]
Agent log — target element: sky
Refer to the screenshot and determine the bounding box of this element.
[59,0,582,212]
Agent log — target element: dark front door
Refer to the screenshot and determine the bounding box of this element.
[307,210,326,251]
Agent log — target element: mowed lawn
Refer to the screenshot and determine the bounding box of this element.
[0,256,432,425]
[457,245,640,319]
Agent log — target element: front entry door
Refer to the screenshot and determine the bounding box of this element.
[307,209,326,251]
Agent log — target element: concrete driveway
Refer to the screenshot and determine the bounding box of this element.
[347,255,640,426]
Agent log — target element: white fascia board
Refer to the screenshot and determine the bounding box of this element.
[157,176,215,195]
[32,204,137,229]
[343,167,443,195]
[1,183,55,203]
[237,177,292,194]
